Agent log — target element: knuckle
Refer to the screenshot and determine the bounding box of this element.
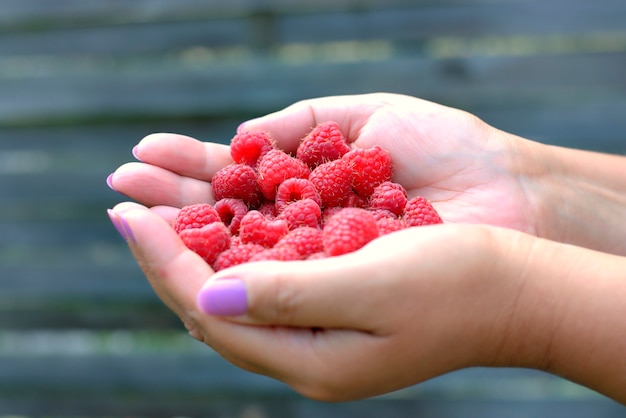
[269,270,300,324]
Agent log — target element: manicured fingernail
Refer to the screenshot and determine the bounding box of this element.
[107,209,136,243]
[197,279,248,316]
[106,173,117,191]
[132,145,142,161]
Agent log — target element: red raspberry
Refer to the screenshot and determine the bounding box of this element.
[322,207,379,256]
[239,210,289,247]
[179,222,230,267]
[341,191,369,209]
[230,130,274,167]
[257,149,310,200]
[321,206,344,228]
[403,196,443,226]
[308,159,352,208]
[376,217,408,236]
[173,203,220,233]
[211,163,261,207]
[214,198,248,235]
[249,245,302,262]
[275,178,321,213]
[343,146,392,197]
[214,243,265,271]
[276,198,322,230]
[296,121,351,168]
[275,226,324,258]
[369,181,408,216]
[258,202,278,219]
[370,209,398,221]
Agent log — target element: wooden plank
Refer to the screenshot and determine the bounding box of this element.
[1,52,625,125]
[2,3,626,59]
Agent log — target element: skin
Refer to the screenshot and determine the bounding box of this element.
[109,93,626,403]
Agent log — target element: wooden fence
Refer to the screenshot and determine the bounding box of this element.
[1,0,625,416]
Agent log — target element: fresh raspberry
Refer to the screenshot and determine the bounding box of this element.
[258,202,278,219]
[403,196,443,226]
[249,245,302,262]
[370,209,398,221]
[369,181,408,216]
[275,178,321,213]
[179,222,230,267]
[238,210,289,247]
[376,217,408,236]
[320,206,344,228]
[308,159,352,208]
[276,198,322,230]
[230,130,274,167]
[296,121,351,168]
[173,203,220,233]
[341,191,369,209]
[275,226,324,258]
[214,198,248,235]
[257,149,310,200]
[343,145,392,197]
[211,163,261,207]
[322,207,379,256]
[214,243,265,271]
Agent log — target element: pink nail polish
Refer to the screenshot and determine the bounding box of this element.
[106,173,117,191]
[132,145,142,161]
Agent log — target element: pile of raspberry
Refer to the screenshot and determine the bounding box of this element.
[172,121,443,271]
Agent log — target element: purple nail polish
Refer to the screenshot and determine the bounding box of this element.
[197,279,248,316]
[107,209,136,243]
[107,209,128,241]
[106,173,117,191]
[132,145,142,161]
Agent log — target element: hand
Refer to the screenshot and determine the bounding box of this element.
[109,93,540,233]
[108,202,532,401]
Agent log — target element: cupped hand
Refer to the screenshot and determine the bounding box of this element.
[108,202,529,401]
[109,93,541,232]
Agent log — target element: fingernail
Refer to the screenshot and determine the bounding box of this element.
[106,173,117,191]
[197,279,248,316]
[132,145,142,161]
[107,209,136,243]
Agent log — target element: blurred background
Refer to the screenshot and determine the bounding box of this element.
[1,0,625,416]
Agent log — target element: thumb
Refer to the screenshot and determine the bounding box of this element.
[195,250,392,331]
[237,94,370,154]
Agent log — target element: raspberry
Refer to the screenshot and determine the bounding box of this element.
[179,222,230,267]
[308,159,352,208]
[276,198,322,230]
[341,191,369,209]
[249,245,302,262]
[211,163,261,207]
[322,207,379,256]
[343,146,392,197]
[214,243,265,271]
[275,226,324,258]
[257,149,310,200]
[275,178,321,213]
[173,203,220,233]
[321,206,344,228]
[214,198,248,235]
[307,252,328,260]
[403,196,443,227]
[258,202,278,219]
[239,210,289,247]
[296,121,351,168]
[230,130,274,167]
[369,181,408,216]
[376,217,408,236]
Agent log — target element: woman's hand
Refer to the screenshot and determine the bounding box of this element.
[108,202,533,400]
[109,93,542,233]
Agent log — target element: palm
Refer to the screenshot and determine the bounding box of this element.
[112,93,535,233]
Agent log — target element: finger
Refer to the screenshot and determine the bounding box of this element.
[134,133,232,180]
[196,227,438,331]
[110,162,214,207]
[109,202,210,318]
[238,94,379,153]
